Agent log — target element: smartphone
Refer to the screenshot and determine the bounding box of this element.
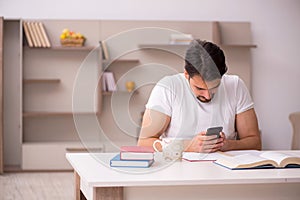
[206,126,223,138]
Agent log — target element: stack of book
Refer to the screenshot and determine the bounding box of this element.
[169,33,193,45]
[102,71,117,92]
[23,21,51,48]
[110,146,155,168]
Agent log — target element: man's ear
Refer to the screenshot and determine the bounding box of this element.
[184,70,189,79]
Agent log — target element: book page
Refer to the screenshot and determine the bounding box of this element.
[215,154,278,169]
[233,154,269,165]
[224,150,261,156]
[260,151,300,167]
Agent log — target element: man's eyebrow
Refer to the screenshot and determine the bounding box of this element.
[195,83,220,90]
[195,86,206,90]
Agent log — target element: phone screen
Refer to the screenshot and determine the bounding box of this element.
[206,126,223,138]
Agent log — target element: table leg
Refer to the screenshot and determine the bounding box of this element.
[74,171,83,200]
[95,187,123,200]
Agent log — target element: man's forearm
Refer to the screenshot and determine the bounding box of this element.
[221,135,262,151]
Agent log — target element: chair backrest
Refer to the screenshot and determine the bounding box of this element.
[289,112,300,150]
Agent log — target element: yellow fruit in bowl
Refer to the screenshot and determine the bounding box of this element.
[60,28,86,46]
[75,33,84,39]
[62,29,69,34]
[60,28,85,40]
[66,33,71,38]
[60,34,66,39]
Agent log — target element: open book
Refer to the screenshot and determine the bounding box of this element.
[214,151,300,170]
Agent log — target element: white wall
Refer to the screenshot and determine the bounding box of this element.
[1,0,300,150]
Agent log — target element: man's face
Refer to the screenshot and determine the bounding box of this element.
[185,72,220,103]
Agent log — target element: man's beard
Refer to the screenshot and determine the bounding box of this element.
[197,93,215,103]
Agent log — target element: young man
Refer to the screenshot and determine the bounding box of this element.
[138,39,261,152]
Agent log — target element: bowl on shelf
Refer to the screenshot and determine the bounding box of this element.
[60,38,85,47]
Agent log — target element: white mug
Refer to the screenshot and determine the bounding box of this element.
[153,138,185,161]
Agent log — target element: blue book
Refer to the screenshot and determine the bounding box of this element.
[110,154,154,168]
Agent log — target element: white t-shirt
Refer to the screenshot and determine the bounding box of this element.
[145,73,254,140]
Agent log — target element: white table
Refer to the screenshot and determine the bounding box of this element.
[66,151,300,200]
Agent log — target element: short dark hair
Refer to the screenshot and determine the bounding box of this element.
[184,39,227,81]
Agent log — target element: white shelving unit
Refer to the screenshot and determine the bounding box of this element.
[2,19,256,170]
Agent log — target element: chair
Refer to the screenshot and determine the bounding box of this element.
[289,112,300,150]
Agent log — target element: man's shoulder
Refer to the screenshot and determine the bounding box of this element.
[158,73,185,85]
[161,73,184,80]
[222,74,241,86]
[222,74,239,81]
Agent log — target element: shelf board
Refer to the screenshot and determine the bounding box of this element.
[138,44,189,49]
[51,46,96,51]
[66,147,103,152]
[23,78,61,84]
[22,141,104,153]
[23,112,99,117]
[103,59,140,64]
[24,46,96,51]
[139,43,257,49]
[4,165,22,172]
[102,91,138,96]
[220,44,257,48]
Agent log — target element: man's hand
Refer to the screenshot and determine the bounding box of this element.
[185,131,225,153]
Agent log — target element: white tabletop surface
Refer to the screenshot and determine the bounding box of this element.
[66,151,300,188]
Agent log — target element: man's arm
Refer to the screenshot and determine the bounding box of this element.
[137,109,171,150]
[138,109,224,152]
[221,108,262,151]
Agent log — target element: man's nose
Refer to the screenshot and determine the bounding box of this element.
[200,90,211,99]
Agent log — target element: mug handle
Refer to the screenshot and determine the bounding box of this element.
[153,140,162,152]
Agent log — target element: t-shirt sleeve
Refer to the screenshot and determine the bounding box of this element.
[145,76,175,116]
[235,77,254,114]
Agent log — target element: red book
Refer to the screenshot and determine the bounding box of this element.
[120,146,154,160]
